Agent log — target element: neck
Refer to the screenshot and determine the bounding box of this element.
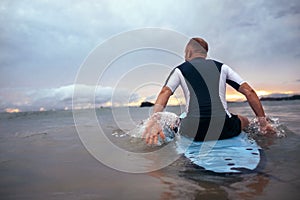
[185,53,206,61]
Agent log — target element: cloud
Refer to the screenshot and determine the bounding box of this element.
[1,0,300,110]
[144,95,158,102]
[0,84,140,111]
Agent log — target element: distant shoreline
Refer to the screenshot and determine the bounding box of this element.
[140,101,154,107]
[2,96,300,114]
[260,94,300,101]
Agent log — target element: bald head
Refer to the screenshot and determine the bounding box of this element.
[185,37,208,61]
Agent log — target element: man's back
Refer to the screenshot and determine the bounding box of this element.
[177,58,225,118]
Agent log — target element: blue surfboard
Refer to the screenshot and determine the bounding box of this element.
[177,132,261,173]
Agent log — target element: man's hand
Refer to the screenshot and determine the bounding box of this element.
[258,117,276,135]
[141,86,172,145]
[142,114,166,145]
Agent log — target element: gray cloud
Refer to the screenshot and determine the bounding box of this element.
[1,0,299,110]
[144,95,158,102]
[0,84,140,111]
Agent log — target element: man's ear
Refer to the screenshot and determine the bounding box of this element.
[185,48,192,61]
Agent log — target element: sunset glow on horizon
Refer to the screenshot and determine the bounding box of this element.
[3,88,297,113]
[5,108,21,113]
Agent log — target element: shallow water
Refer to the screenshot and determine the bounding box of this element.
[0,101,300,199]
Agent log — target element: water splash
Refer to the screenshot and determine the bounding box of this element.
[111,130,128,138]
[245,116,286,138]
[112,113,287,147]
[112,112,181,146]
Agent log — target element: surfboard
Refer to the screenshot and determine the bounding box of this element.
[178,132,261,173]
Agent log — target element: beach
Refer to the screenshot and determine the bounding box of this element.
[0,100,300,200]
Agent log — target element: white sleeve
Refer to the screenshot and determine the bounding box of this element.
[164,68,190,113]
[223,64,245,90]
[164,68,181,93]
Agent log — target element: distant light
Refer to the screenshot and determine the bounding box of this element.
[64,106,69,110]
[256,90,271,97]
[104,102,112,107]
[5,108,21,113]
[39,107,46,112]
[282,91,294,94]
[226,93,246,102]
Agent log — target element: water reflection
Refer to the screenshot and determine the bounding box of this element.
[226,173,270,200]
[149,156,271,200]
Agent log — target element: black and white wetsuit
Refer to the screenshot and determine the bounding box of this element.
[164,58,245,141]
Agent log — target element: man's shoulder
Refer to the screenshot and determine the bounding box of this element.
[207,59,224,72]
[176,61,191,70]
[207,59,224,67]
[208,59,223,65]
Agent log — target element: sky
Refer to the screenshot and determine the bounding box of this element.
[0,0,300,112]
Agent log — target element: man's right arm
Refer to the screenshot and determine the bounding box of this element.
[238,82,275,134]
[238,82,265,117]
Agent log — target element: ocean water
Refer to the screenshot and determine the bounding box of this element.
[0,101,300,199]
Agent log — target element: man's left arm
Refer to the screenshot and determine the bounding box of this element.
[143,86,173,145]
[152,86,173,113]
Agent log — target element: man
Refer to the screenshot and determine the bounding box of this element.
[144,38,274,145]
